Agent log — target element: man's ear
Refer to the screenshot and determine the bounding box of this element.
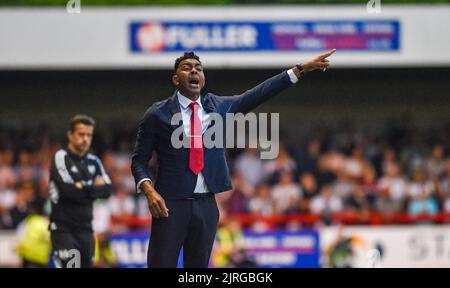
[66,131,72,143]
[172,74,179,86]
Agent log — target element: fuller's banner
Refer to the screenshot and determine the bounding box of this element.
[130,20,400,53]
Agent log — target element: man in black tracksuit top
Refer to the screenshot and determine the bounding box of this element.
[49,115,111,268]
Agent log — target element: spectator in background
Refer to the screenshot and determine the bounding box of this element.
[104,151,137,209]
[439,161,450,212]
[93,199,112,235]
[320,150,345,176]
[315,151,337,188]
[8,182,35,229]
[361,166,379,210]
[375,188,403,213]
[248,183,274,216]
[234,148,265,187]
[14,149,39,186]
[426,144,447,180]
[271,171,302,214]
[0,148,17,229]
[108,184,136,217]
[381,147,397,177]
[298,172,319,213]
[264,145,297,184]
[106,150,135,194]
[310,185,343,224]
[213,218,245,268]
[300,172,319,200]
[408,189,439,217]
[296,138,321,176]
[332,170,354,200]
[377,162,407,211]
[344,185,370,219]
[215,175,253,220]
[226,175,253,216]
[0,203,11,229]
[406,169,434,201]
[343,145,367,180]
[16,212,51,268]
[94,232,117,268]
[0,148,17,190]
[101,150,115,176]
[0,184,16,224]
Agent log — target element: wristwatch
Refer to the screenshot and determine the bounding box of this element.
[293,64,305,79]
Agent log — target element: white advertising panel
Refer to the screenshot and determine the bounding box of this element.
[320,225,450,268]
[0,5,449,69]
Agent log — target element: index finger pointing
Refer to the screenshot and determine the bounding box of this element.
[319,48,336,59]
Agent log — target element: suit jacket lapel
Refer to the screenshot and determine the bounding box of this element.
[201,94,216,114]
[201,94,218,132]
[169,90,183,130]
[169,90,181,115]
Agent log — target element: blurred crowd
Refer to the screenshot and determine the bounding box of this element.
[1,121,449,231]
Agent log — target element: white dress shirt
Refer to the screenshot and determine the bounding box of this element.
[287,69,300,84]
[176,92,211,194]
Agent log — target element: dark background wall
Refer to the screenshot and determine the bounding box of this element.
[1,67,449,141]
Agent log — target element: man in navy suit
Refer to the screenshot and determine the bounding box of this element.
[131,49,336,268]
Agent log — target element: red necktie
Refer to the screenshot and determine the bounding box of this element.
[188,102,204,175]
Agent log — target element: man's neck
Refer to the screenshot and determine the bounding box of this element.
[178,90,200,102]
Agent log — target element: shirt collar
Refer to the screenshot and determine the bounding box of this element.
[177,91,202,110]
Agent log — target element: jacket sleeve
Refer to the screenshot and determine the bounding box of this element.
[49,151,91,205]
[223,70,294,114]
[85,156,112,199]
[131,105,159,193]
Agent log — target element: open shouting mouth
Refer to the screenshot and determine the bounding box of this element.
[188,78,200,89]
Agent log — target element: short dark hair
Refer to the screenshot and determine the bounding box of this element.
[174,51,201,72]
[68,114,96,132]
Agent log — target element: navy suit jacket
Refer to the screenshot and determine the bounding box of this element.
[131,70,294,200]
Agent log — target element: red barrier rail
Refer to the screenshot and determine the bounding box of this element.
[111,212,450,229]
